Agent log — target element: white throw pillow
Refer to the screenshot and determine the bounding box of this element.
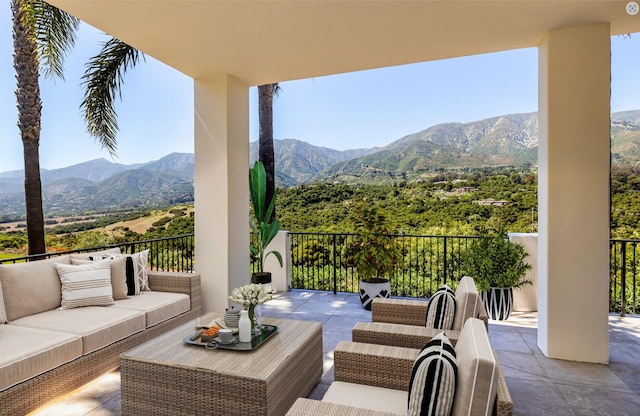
[71,256,129,300]
[131,249,150,292]
[55,260,115,309]
[111,250,150,294]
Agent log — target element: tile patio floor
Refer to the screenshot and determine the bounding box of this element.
[28,290,640,416]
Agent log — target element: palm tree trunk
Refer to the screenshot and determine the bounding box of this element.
[258,84,276,220]
[13,0,46,255]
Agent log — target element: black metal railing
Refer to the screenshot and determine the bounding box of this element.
[2,233,639,315]
[610,239,640,316]
[0,234,195,272]
[289,232,479,297]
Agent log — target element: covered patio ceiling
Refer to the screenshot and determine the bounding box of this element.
[48,1,640,86]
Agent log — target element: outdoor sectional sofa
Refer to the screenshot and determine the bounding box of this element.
[0,249,201,416]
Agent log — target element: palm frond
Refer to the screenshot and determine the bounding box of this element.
[80,38,144,155]
[20,0,79,80]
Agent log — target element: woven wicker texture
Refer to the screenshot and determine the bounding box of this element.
[333,341,512,416]
[0,272,201,416]
[285,398,399,416]
[121,313,323,416]
[353,321,462,348]
[371,298,427,326]
[334,341,416,391]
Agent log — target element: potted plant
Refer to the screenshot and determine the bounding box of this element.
[347,200,403,310]
[249,161,283,289]
[459,229,533,320]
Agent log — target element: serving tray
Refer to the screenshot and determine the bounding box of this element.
[183,324,278,351]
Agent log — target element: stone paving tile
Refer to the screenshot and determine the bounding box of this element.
[506,377,576,416]
[609,362,640,393]
[556,384,640,416]
[535,355,632,393]
[610,340,640,365]
[490,331,533,354]
[496,350,550,382]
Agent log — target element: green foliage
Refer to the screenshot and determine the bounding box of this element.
[151,216,172,228]
[293,239,331,267]
[347,199,403,282]
[249,161,283,272]
[277,168,538,234]
[459,229,533,292]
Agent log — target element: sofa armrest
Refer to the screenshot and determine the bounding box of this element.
[333,341,417,391]
[286,398,398,416]
[352,321,461,349]
[147,271,202,315]
[371,298,427,326]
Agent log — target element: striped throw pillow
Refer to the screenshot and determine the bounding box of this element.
[425,284,456,329]
[55,260,115,309]
[408,332,457,416]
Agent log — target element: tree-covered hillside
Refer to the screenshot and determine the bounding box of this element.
[3,166,640,257]
[278,168,538,235]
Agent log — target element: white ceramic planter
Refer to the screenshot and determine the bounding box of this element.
[481,287,513,320]
[359,279,391,311]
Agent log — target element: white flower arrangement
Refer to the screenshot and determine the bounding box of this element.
[228,283,272,306]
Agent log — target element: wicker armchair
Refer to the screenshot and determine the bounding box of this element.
[287,319,513,416]
[352,276,488,349]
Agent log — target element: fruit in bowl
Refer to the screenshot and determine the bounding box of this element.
[200,325,220,342]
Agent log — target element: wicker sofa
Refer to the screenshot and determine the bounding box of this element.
[287,318,513,416]
[0,252,202,416]
[352,275,488,349]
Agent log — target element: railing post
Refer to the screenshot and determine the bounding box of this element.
[332,234,337,294]
[443,237,448,286]
[621,243,627,317]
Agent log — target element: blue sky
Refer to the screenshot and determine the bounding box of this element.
[2,6,640,173]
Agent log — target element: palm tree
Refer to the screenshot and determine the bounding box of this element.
[258,83,280,220]
[12,0,79,255]
[80,39,143,156]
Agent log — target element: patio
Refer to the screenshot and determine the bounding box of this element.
[28,289,640,416]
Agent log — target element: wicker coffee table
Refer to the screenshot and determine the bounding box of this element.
[120,312,323,416]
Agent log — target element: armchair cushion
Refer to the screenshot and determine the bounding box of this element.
[408,333,457,416]
[452,276,482,331]
[425,285,456,330]
[323,381,407,415]
[451,318,497,416]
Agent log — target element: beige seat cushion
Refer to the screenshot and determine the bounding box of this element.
[0,255,71,321]
[9,307,145,355]
[0,325,82,391]
[451,318,498,416]
[452,276,481,331]
[322,381,407,415]
[111,291,190,327]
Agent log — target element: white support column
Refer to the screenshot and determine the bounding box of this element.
[194,74,249,314]
[538,24,610,363]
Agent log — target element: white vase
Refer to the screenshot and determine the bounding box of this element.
[238,310,251,342]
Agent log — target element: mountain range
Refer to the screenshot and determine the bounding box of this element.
[1,110,639,220]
